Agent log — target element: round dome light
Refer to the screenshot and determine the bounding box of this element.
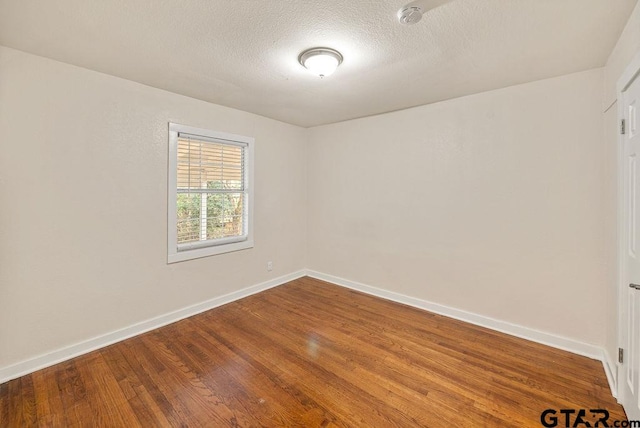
[298,47,343,78]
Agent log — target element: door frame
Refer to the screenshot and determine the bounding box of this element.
[617,49,640,401]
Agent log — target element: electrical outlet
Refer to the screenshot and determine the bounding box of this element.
[267,261,273,271]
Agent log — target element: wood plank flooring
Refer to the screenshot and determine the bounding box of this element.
[0,277,626,427]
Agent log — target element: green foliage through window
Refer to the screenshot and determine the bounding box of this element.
[177,180,244,244]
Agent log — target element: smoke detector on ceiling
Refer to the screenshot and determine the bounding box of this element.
[397,6,424,25]
[397,0,454,25]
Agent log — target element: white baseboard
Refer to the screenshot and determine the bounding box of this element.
[602,349,618,399]
[305,270,610,373]
[0,270,306,384]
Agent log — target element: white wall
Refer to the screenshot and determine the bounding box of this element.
[604,1,640,109]
[307,69,606,346]
[0,46,307,370]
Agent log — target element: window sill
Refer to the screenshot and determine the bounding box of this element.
[167,238,254,263]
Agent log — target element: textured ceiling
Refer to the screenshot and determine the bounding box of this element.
[0,0,637,127]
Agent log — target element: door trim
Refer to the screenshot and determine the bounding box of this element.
[617,48,640,400]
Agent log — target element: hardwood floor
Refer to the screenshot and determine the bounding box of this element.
[0,277,626,427]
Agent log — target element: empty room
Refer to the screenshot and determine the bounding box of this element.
[2,0,640,426]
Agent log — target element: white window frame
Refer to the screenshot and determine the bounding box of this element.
[167,122,254,263]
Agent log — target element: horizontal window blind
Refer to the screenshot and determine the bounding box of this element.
[176,133,248,249]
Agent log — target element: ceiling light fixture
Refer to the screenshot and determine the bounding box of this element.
[298,47,343,78]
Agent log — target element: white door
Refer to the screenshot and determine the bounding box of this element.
[621,69,640,420]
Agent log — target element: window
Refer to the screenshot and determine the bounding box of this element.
[168,123,254,263]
